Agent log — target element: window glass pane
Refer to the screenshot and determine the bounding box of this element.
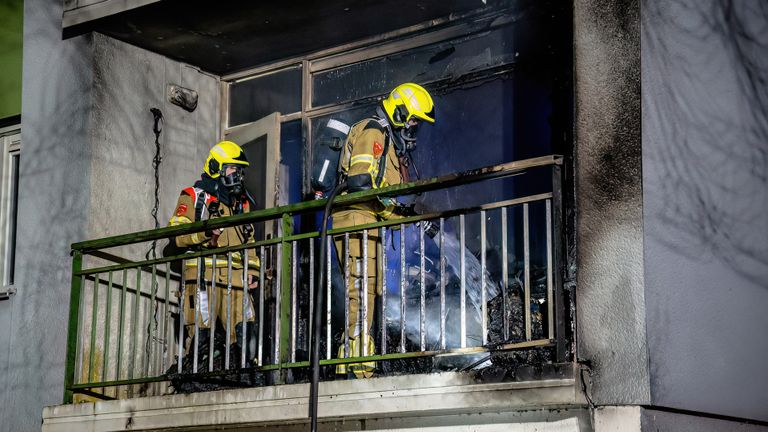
[229,66,302,127]
[312,24,517,107]
[8,152,19,285]
[280,119,304,206]
[411,77,554,213]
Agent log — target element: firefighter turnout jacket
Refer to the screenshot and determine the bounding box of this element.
[169,187,260,287]
[169,186,261,341]
[337,117,407,220]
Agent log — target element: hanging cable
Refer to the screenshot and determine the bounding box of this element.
[145,108,164,366]
[147,108,164,260]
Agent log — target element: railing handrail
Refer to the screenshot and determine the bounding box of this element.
[64,155,568,404]
[75,192,553,277]
[71,155,562,253]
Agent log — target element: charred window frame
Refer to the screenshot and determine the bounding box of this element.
[222,7,527,196]
[0,126,20,300]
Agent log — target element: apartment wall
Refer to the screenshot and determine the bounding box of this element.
[642,409,768,432]
[6,0,93,430]
[1,1,219,429]
[642,0,768,422]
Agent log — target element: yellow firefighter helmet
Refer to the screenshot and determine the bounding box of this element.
[204,141,249,178]
[382,82,435,128]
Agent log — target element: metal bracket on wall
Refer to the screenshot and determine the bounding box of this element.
[0,286,16,300]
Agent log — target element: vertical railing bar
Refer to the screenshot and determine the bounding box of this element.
[258,246,265,367]
[524,203,532,341]
[439,218,446,350]
[326,236,332,360]
[481,210,488,346]
[129,268,141,380]
[460,214,467,348]
[309,238,314,352]
[343,232,350,358]
[278,215,293,377]
[362,229,369,357]
[419,222,426,352]
[88,273,99,383]
[226,253,233,370]
[63,252,84,404]
[276,215,293,379]
[257,246,266,366]
[102,271,113,383]
[501,207,509,341]
[546,199,554,340]
[193,257,201,374]
[147,264,157,378]
[177,262,187,374]
[399,224,406,354]
[380,227,387,355]
[551,165,567,361]
[209,254,217,372]
[117,270,127,379]
[274,243,282,365]
[177,261,187,373]
[162,264,170,374]
[177,263,186,374]
[290,241,298,363]
[74,275,86,387]
[241,249,249,369]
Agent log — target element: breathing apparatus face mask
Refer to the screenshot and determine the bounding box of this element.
[391,105,418,153]
[219,164,245,196]
[399,120,420,151]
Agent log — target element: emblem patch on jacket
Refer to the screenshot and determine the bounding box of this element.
[176,204,188,216]
[373,141,383,158]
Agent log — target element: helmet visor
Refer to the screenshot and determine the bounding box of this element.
[220,164,245,187]
[402,119,420,141]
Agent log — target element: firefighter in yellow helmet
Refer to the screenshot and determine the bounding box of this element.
[333,83,436,378]
[169,140,261,370]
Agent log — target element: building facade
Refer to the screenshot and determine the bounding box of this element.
[0,0,765,431]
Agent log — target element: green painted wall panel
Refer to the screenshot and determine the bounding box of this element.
[0,0,23,120]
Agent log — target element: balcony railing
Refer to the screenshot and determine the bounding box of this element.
[64,155,567,403]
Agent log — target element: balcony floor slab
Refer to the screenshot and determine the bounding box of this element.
[43,372,585,431]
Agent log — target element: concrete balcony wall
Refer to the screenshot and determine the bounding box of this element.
[573,0,649,406]
[87,32,219,258]
[43,372,589,431]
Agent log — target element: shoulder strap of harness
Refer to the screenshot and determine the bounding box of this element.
[375,121,390,188]
[362,118,387,133]
[367,116,390,188]
[183,187,218,222]
[195,190,207,222]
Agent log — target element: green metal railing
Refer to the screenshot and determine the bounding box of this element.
[64,155,566,403]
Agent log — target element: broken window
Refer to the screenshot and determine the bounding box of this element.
[228,65,302,128]
[311,23,518,108]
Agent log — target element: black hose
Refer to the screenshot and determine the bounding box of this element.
[309,181,347,432]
